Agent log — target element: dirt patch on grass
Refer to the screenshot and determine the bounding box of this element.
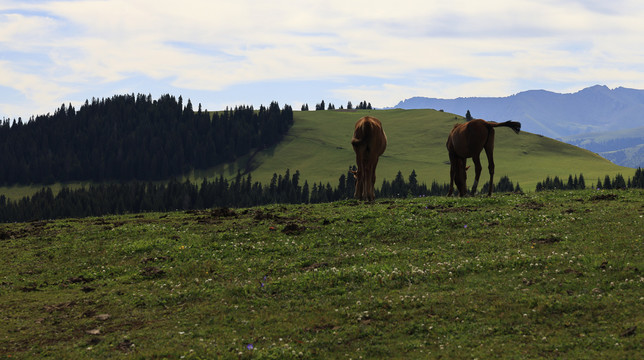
[65,275,94,284]
[250,208,304,225]
[43,301,77,313]
[186,207,238,224]
[282,222,306,235]
[302,262,329,271]
[532,235,563,244]
[117,339,135,352]
[140,267,165,278]
[563,268,584,277]
[210,207,237,218]
[1,221,51,240]
[141,256,171,264]
[516,201,545,210]
[252,209,282,221]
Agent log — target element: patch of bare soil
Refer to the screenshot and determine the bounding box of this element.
[250,208,304,225]
[140,267,165,278]
[282,222,306,235]
[210,207,237,218]
[141,255,171,264]
[117,339,135,352]
[531,235,563,244]
[590,194,618,201]
[252,209,282,221]
[621,326,637,337]
[563,268,584,277]
[187,207,238,224]
[65,275,94,284]
[302,262,329,271]
[516,201,545,210]
[1,221,51,240]
[43,301,77,313]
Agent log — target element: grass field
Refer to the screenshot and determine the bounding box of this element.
[1,189,642,359]
[201,109,633,190]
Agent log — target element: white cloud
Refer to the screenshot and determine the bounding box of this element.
[1,0,644,118]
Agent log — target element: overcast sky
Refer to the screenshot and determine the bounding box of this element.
[2,0,644,119]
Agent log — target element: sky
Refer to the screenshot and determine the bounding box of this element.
[2,0,644,120]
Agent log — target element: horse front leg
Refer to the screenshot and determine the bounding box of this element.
[354,165,364,200]
[448,153,457,196]
[369,158,379,201]
[456,158,468,197]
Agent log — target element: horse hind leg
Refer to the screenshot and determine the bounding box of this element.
[448,168,455,196]
[471,154,483,196]
[485,145,495,196]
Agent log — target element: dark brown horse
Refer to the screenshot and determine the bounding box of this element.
[351,116,387,201]
[446,119,521,196]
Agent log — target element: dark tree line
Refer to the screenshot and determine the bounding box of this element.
[0,169,525,223]
[377,171,521,198]
[301,100,373,111]
[0,94,293,184]
[536,169,644,191]
[536,174,587,191]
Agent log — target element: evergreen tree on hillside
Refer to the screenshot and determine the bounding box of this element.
[603,175,612,189]
[612,174,626,189]
[0,95,294,185]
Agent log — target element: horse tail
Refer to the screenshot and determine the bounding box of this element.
[491,120,521,134]
[351,117,374,147]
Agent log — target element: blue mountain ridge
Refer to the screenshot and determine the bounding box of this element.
[391,85,644,168]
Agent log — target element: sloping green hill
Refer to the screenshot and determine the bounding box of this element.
[205,109,632,191]
[0,109,632,201]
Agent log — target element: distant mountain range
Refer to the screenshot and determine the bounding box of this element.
[391,85,644,168]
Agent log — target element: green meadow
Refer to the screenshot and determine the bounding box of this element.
[1,190,642,358]
[201,109,632,190]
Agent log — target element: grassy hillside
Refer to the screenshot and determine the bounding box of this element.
[204,109,632,191]
[1,190,642,358]
[0,109,633,201]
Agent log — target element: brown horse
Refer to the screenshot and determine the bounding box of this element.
[351,116,387,201]
[446,119,521,196]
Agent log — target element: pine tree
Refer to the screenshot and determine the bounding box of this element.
[408,170,418,194]
[302,181,310,203]
[613,174,626,189]
[578,173,586,189]
[603,175,612,189]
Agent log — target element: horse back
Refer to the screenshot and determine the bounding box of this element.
[447,119,491,157]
